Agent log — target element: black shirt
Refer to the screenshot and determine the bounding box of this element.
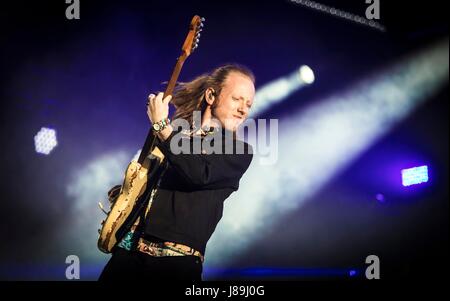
[143,128,253,255]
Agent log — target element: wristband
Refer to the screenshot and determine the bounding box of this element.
[152,117,171,133]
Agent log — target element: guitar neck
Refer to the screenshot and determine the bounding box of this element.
[136,14,204,164]
[164,54,186,97]
[137,54,186,164]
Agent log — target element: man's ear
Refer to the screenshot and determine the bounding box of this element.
[205,88,216,105]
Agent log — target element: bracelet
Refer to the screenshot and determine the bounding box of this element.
[152,117,171,133]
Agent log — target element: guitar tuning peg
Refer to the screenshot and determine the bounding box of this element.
[201,17,205,22]
[196,38,200,43]
[196,33,201,38]
[200,23,204,28]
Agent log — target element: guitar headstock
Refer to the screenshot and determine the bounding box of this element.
[181,15,205,58]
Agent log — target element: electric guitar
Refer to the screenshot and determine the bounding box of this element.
[97,15,205,253]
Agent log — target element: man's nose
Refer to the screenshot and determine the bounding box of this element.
[237,103,248,115]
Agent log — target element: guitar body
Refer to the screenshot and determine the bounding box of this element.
[98,147,165,253]
[97,15,204,254]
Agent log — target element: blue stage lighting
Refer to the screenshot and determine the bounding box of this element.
[375,193,385,202]
[401,165,429,187]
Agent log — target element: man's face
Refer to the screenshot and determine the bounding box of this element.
[212,72,255,131]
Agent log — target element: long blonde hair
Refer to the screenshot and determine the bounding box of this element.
[170,64,255,130]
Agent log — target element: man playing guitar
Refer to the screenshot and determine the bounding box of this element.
[99,64,255,281]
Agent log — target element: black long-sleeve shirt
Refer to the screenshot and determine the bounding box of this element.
[143,128,253,255]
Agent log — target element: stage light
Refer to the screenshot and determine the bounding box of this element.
[299,65,315,84]
[64,39,448,280]
[34,127,58,155]
[250,65,315,116]
[204,39,448,272]
[401,165,429,187]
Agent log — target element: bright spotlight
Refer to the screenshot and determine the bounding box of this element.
[299,65,315,84]
[205,39,448,273]
[34,127,58,155]
[401,165,429,187]
[251,65,315,116]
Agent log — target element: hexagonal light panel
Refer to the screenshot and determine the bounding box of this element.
[34,127,58,155]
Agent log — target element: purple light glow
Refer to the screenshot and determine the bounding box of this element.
[401,165,429,187]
